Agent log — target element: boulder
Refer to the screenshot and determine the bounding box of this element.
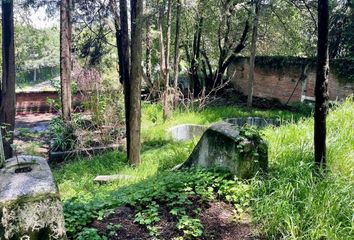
[169,124,207,141]
[179,122,268,179]
[0,156,66,240]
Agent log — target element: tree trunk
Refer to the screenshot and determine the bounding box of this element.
[314,0,329,168]
[190,16,203,97]
[165,0,172,87]
[173,0,182,91]
[145,17,153,91]
[212,20,250,90]
[111,0,133,160]
[60,0,72,122]
[201,50,213,91]
[1,0,16,160]
[116,0,132,160]
[163,0,173,120]
[247,0,260,109]
[129,0,143,166]
[158,7,166,89]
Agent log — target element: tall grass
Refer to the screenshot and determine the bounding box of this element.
[54,104,300,201]
[253,98,354,239]
[53,100,353,239]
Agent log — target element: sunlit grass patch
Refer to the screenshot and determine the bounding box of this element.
[54,100,354,239]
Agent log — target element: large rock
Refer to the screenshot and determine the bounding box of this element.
[180,123,268,179]
[0,156,66,240]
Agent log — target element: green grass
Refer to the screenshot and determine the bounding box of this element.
[53,100,354,239]
[54,104,303,201]
[253,99,354,239]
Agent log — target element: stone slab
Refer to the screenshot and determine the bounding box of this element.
[94,174,132,184]
[0,156,58,206]
[0,155,66,239]
[169,124,207,141]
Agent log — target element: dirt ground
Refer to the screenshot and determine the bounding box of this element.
[91,201,261,240]
[14,113,56,158]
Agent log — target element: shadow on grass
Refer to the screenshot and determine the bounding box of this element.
[141,139,174,152]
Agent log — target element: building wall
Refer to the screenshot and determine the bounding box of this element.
[228,58,354,104]
[16,91,86,113]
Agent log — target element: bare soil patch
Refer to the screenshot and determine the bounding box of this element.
[92,200,260,240]
[14,113,55,157]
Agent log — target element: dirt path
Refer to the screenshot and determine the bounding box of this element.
[14,113,56,158]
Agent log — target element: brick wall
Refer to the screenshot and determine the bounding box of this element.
[228,57,354,104]
[16,91,86,113]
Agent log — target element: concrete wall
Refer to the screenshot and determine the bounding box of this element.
[228,57,354,104]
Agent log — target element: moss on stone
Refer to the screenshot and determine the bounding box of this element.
[181,123,268,179]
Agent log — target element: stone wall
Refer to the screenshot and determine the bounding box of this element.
[228,57,354,104]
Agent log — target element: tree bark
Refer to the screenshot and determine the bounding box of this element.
[129,0,143,166]
[110,0,132,160]
[247,0,260,109]
[60,0,72,122]
[213,20,249,89]
[314,0,329,168]
[165,0,172,87]
[116,0,132,160]
[145,17,153,91]
[190,16,203,96]
[173,0,182,90]
[158,7,166,89]
[1,0,16,160]
[163,0,173,120]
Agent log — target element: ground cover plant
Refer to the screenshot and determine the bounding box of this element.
[53,99,353,239]
[2,0,353,239]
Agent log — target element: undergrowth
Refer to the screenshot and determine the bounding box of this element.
[53,99,353,239]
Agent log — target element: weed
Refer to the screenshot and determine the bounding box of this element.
[54,99,353,239]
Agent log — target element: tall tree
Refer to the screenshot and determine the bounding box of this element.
[145,16,153,91]
[247,0,260,108]
[111,0,132,160]
[165,0,172,87]
[314,0,329,168]
[60,0,72,121]
[129,0,143,165]
[173,0,182,92]
[1,0,16,160]
[190,14,203,96]
[162,0,173,120]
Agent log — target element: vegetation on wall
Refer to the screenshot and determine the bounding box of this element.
[233,56,354,83]
[330,58,354,83]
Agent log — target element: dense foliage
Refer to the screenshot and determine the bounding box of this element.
[54,99,353,239]
[13,0,354,92]
[3,1,353,239]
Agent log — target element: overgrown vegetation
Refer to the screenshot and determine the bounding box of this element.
[54,99,353,239]
[234,56,354,83]
[49,79,125,153]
